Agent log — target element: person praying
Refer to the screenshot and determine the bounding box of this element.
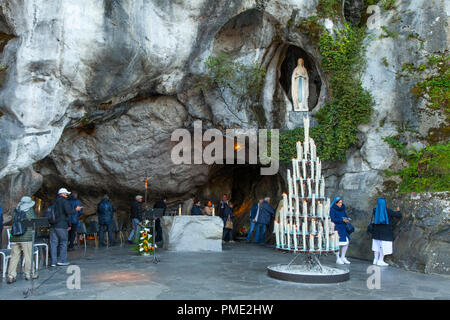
[371,198,402,266]
[330,196,351,265]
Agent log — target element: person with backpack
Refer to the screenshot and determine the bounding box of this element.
[97,195,115,247]
[48,188,82,267]
[68,191,83,251]
[7,196,38,284]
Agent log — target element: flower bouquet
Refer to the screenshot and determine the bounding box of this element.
[134,219,157,256]
[238,226,249,237]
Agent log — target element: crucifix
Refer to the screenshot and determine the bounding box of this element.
[142,171,152,205]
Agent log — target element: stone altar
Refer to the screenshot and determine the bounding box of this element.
[161,216,223,252]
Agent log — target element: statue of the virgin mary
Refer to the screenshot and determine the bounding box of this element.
[291,58,309,112]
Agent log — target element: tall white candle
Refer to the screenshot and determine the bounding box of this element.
[302,160,307,179]
[179,204,182,216]
[303,139,309,159]
[292,158,297,183]
[302,200,307,217]
[311,159,315,180]
[307,178,312,198]
[302,223,307,251]
[318,201,323,218]
[294,195,300,229]
[296,160,300,182]
[275,222,280,248]
[312,195,316,216]
[334,231,339,250]
[317,160,321,181]
[311,219,317,234]
[303,116,310,145]
[315,179,319,197]
[286,223,291,250]
[293,223,298,251]
[282,193,288,248]
[300,177,305,198]
[326,231,330,251]
[318,232,323,251]
[312,143,317,162]
[309,234,315,252]
[309,138,315,161]
[296,141,303,161]
[320,177,325,199]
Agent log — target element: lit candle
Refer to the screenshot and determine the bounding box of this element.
[312,195,316,216]
[318,232,323,251]
[302,221,307,251]
[178,204,182,216]
[302,160,307,179]
[311,218,317,234]
[292,158,297,184]
[320,177,325,199]
[316,160,321,181]
[334,231,340,250]
[212,205,215,216]
[317,201,323,218]
[302,200,307,217]
[300,177,305,198]
[303,116,310,145]
[309,234,315,252]
[307,178,312,198]
[311,159,315,180]
[309,138,315,161]
[315,179,319,197]
[286,223,291,250]
[294,194,300,228]
[275,222,280,248]
[293,223,298,251]
[303,139,308,159]
[296,141,303,161]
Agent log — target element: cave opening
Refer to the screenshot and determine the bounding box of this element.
[279,45,322,111]
[198,163,284,242]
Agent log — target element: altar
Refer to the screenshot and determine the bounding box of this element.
[161,216,223,252]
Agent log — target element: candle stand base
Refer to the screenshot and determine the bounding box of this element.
[267,252,349,283]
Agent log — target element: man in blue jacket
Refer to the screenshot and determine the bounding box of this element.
[97,195,115,247]
[68,192,83,251]
[246,199,263,243]
[254,197,275,244]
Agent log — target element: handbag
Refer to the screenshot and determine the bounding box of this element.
[346,222,355,234]
[225,216,233,229]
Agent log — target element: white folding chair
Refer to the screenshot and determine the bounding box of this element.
[0,249,11,278]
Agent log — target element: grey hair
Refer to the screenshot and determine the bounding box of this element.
[264,197,270,201]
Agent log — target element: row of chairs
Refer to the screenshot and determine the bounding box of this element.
[0,220,128,278]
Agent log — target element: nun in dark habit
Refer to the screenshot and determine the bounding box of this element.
[371,198,402,266]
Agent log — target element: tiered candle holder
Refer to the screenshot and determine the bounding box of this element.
[268,116,349,283]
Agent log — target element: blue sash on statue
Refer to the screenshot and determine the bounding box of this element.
[297,77,303,102]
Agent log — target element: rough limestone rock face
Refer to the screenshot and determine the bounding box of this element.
[0,0,448,274]
[161,216,223,252]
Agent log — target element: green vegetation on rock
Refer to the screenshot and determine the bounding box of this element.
[385,139,450,192]
[197,53,266,125]
[278,22,374,163]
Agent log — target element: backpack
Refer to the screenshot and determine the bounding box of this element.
[44,202,59,225]
[11,209,27,236]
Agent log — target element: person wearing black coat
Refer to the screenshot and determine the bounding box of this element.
[153,197,167,242]
[220,201,234,243]
[50,188,82,267]
[127,195,143,243]
[191,199,202,216]
[371,197,401,266]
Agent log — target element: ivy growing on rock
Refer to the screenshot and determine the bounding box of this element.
[278,22,374,163]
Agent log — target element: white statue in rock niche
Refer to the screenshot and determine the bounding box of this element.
[291,58,309,111]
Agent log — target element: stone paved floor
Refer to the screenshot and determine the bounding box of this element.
[1,242,449,300]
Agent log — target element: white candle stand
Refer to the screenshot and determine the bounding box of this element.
[268,115,350,284]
